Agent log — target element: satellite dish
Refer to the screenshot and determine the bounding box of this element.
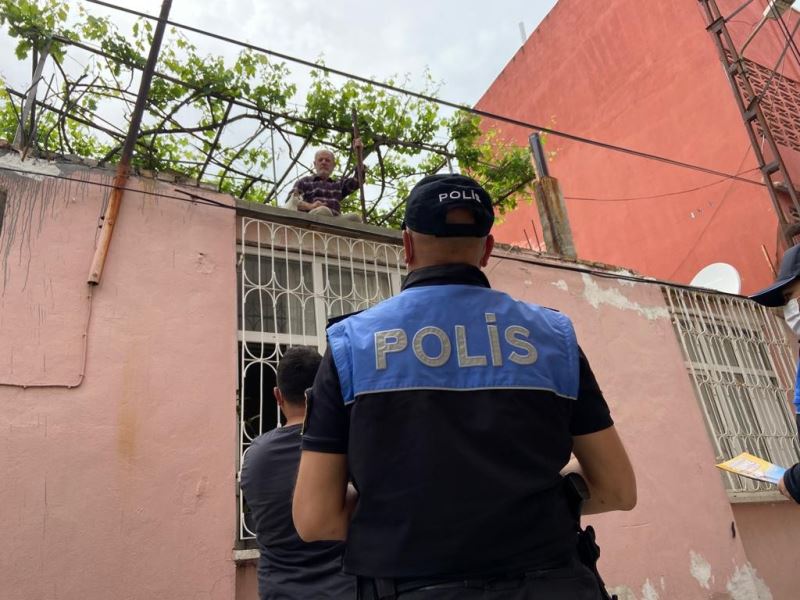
[690,263,741,294]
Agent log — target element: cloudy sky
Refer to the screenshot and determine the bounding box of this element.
[1,0,559,106]
[0,0,560,201]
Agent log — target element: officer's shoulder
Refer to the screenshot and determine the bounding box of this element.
[512,296,561,313]
[326,310,364,328]
[517,300,572,323]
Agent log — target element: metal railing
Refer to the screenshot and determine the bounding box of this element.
[664,286,799,498]
[237,217,404,541]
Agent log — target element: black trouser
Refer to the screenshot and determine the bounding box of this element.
[355,561,604,600]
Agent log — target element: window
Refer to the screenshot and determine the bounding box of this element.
[664,286,800,500]
[237,218,404,542]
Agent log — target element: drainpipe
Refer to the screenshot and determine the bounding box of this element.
[87,0,173,285]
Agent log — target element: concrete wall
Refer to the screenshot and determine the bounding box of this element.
[0,155,239,600]
[477,0,800,295]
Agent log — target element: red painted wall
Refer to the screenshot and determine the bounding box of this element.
[477,0,800,295]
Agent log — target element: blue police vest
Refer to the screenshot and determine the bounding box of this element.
[326,284,580,404]
[794,361,800,414]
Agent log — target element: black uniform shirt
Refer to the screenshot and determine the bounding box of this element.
[302,264,613,579]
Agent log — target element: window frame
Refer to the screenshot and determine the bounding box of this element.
[664,286,800,502]
[236,219,404,543]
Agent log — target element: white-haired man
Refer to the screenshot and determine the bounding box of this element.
[286,142,364,222]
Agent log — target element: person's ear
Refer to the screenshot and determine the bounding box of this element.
[402,230,414,267]
[479,234,495,267]
[274,386,284,409]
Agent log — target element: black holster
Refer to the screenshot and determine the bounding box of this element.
[562,473,618,600]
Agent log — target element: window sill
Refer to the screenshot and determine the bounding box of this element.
[233,548,260,563]
[728,490,788,503]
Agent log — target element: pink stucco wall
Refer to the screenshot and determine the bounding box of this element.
[0,156,238,600]
[732,501,800,600]
[236,560,259,600]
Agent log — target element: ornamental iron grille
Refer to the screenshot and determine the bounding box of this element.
[237,217,404,541]
[664,286,800,498]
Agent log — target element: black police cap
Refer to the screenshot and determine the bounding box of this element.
[401,174,494,237]
[750,243,800,307]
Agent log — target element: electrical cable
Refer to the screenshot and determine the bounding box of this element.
[30,34,768,204]
[667,144,754,279]
[776,10,800,67]
[78,0,769,188]
[0,161,756,298]
[564,167,760,202]
[726,0,758,23]
[0,163,235,210]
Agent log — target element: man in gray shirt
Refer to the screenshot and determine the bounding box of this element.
[241,347,354,599]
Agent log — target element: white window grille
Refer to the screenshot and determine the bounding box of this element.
[664,287,800,500]
[237,217,404,542]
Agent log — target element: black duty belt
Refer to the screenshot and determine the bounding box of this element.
[356,562,575,600]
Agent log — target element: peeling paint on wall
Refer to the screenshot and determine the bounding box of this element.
[581,273,669,320]
[0,154,62,181]
[608,585,637,600]
[641,578,659,600]
[727,564,773,600]
[195,252,216,274]
[690,550,713,589]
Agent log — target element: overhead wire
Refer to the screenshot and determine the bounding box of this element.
[10,3,788,219]
[564,166,760,202]
[0,162,751,297]
[0,159,764,297]
[14,0,792,207]
[667,144,755,279]
[0,163,235,210]
[79,0,768,189]
[41,33,466,170]
[773,7,800,66]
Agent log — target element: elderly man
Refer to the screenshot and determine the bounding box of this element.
[293,174,637,599]
[286,142,364,222]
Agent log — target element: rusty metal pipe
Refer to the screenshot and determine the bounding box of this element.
[87,0,173,285]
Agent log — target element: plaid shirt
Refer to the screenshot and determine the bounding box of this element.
[291,175,359,215]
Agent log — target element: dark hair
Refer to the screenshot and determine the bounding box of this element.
[277,347,322,406]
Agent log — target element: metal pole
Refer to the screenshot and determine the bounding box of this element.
[351,107,366,219]
[87,0,173,285]
[13,41,51,151]
[528,132,549,178]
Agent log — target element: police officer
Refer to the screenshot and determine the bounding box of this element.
[293,174,637,599]
[749,243,800,503]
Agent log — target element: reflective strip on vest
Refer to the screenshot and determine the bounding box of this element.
[326,285,580,405]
